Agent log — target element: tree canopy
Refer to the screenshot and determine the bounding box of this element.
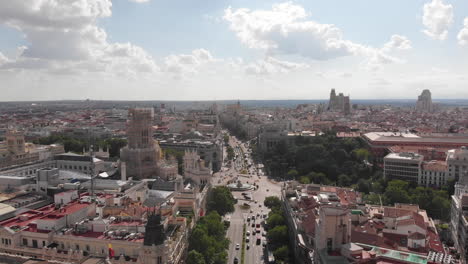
[264,196,281,209]
[188,211,229,264]
[207,186,235,216]
[187,250,206,264]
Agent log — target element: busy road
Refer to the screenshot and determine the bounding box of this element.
[213,132,282,264]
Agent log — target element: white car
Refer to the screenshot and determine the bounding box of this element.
[235,243,240,250]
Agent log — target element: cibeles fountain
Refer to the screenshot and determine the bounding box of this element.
[227,180,253,191]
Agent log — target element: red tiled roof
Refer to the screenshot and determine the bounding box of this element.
[0,201,91,230]
[412,212,426,230]
[302,211,316,236]
[427,230,444,253]
[351,230,397,250]
[408,232,425,240]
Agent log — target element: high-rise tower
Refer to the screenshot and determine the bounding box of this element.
[328,89,351,115]
[416,89,433,112]
[120,108,160,179]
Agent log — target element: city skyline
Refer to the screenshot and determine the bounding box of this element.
[0,0,468,101]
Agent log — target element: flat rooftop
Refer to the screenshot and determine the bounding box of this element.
[0,200,91,231]
[364,132,468,144]
[385,152,423,161]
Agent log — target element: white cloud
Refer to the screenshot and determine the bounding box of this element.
[0,52,8,65]
[163,49,215,77]
[223,2,356,60]
[223,2,409,71]
[457,18,468,46]
[128,0,150,3]
[383,35,412,52]
[422,0,453,40]
[244,56,308,75]
[0,0,157,77]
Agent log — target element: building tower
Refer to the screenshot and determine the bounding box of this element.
[138,211,169,264]
[328,89,351,114]
[328,89,337,110]
[416,89,433,112]
[120,108,160,179]
[6,130,25,154]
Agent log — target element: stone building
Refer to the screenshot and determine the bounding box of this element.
[120,108,161,179]
[183,150,212,185]
[0,130,64,169]
[328,89,351,115]
[416,89,434,113]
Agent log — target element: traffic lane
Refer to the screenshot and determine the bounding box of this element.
[243,191,274,262]
[227,204,245,264]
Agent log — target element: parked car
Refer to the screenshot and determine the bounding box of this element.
[235,243,240,250]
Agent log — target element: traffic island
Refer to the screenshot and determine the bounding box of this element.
[241,223,246,264]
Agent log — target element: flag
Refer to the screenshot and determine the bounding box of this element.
[108,243,115,258]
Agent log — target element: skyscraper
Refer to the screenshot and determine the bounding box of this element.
[416,89,433,112]
[120,108,160,179]
[328,89,351,115]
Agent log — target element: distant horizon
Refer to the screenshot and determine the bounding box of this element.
[1,98,468,103]
[1,1,468,100]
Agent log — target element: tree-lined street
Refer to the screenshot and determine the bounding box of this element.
[213,132,282,264]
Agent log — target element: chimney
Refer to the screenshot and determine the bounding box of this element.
[121,162,127,181]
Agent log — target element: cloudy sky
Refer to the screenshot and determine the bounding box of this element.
[0,0,467,101]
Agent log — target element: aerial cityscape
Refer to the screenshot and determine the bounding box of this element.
[1,1,468,264]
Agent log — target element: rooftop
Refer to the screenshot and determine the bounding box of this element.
[385,152,423,161]
[422,160,447,171]
[364,132,468,144]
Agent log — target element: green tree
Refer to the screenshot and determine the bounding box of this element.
[371,181,385,194]
[337,174,351,187]
[353,148,370,161]
[207,186,235,216]
[264,196,281,209]
[189,228,211,253]
[227,146,235,160]
[187,250,206,264]
[384,180,410,204]
[202,211,226,239]
[357,179,370,194]
[267,225,288,249]
[410,187,433,210]
[308,172,330,185]
[287,169,298,180]
[267,213,285,229]
[273,245,289,262]
[299,176,310,184]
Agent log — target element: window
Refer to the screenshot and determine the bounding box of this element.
[23,239,28,246]
[32,240,38,248]
[86,245,90,251]
[327,238,333,252]
[157,256,162,264]
[76,244,80,250]
[43,241,46,247]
